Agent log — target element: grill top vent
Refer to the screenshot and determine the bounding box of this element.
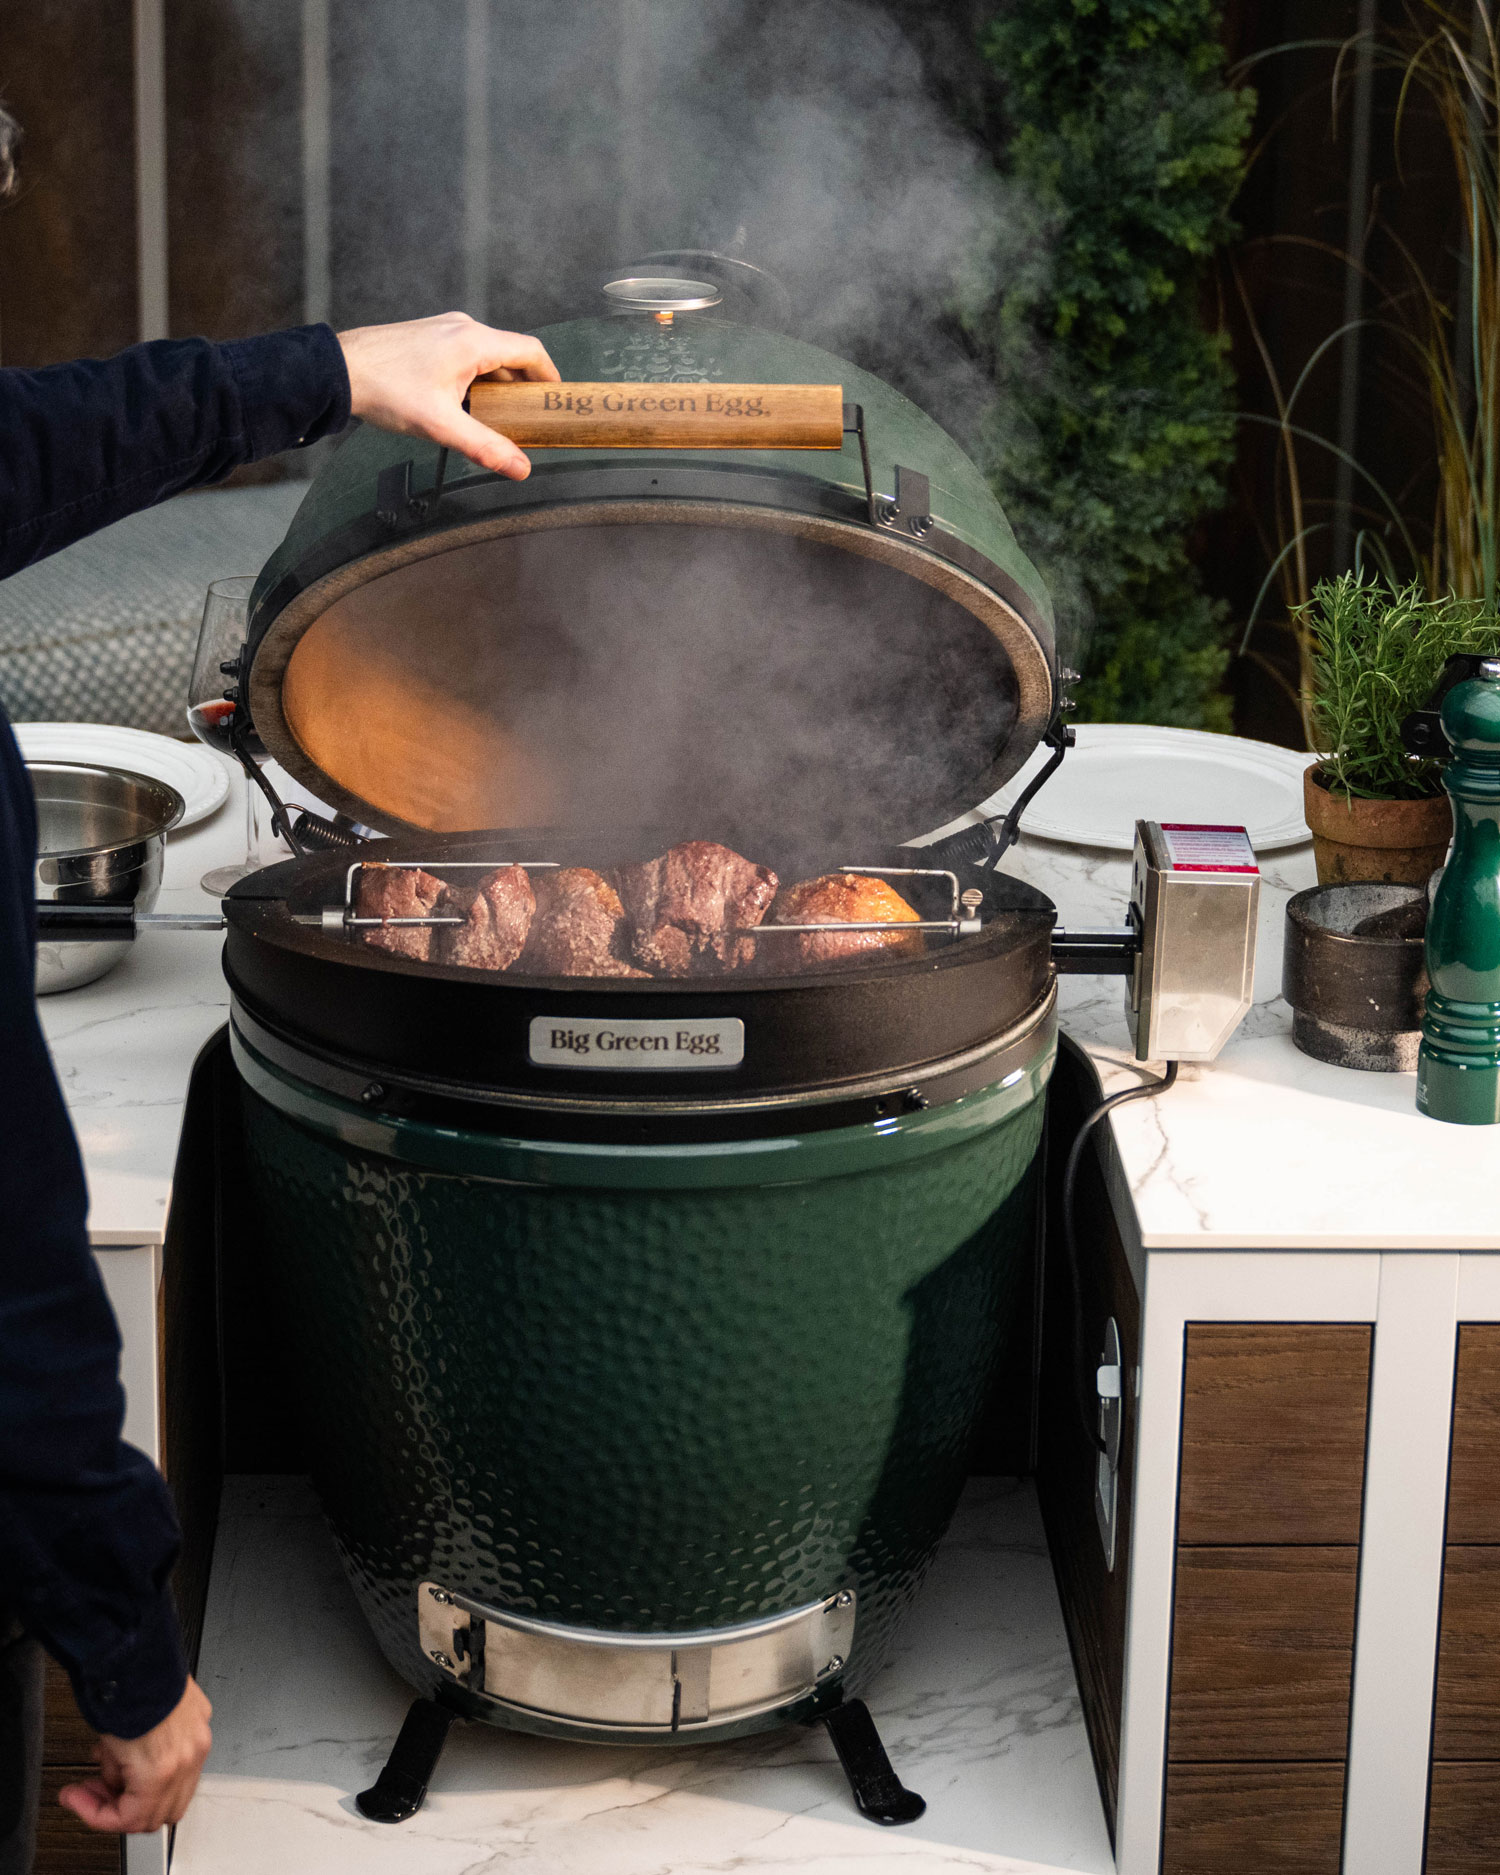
[602,275,724,316]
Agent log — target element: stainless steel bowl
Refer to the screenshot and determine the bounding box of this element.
[31,762,185,994]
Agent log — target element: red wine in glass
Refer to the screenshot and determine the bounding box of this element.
[185,698,268,762]
[186,698,237,753]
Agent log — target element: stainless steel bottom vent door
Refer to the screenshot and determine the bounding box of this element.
[418,1582,856,1733]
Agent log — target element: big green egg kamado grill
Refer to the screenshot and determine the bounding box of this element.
[220,279,1067,1825]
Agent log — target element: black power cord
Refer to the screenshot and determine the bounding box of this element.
[1059,1060,1179,1453]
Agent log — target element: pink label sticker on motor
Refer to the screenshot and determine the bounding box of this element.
[1158,823,1259,874]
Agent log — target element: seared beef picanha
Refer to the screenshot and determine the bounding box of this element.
[761,872,924,970]
[354,848,923,978]
[356,864,446,961]
[522,867,648,977]
[614,841,778,977]
[434,864,535,971]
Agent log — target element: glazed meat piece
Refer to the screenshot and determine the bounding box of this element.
[761,872,924,970]
[522,867,649,978]
[434,864,535,972]
[355,864,446,961]
[614,841,779,977]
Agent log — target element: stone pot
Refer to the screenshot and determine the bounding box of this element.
[1283,882,1430,1071]
[1303,765,1452,885]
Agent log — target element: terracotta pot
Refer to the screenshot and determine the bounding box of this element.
[1303,765,1452,886]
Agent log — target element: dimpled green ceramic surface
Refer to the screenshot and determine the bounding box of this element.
[252,316,1051,635]
[241,1049,1049,1742]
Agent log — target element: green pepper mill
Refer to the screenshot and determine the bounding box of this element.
[1418,657,1500,1123]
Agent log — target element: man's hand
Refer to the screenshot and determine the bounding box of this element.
[58,1676,213,1834]
[338,311,561,480]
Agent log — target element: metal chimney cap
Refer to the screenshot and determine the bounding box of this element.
[602,275,723,314]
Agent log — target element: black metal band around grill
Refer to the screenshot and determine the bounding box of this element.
[228,982,1057,1145]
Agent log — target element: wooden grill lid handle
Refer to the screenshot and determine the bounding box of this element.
[468,380,845,451]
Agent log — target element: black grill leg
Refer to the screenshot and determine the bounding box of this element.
[355,1697,456,1823]
[819,1696,926,1826]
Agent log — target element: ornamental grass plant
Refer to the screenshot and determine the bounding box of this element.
[1390,0,1500,612]
[1242,2,1500,741]
[1300,572,1500,798]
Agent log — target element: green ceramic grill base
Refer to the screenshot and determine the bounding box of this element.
[237,1030,1052,1743]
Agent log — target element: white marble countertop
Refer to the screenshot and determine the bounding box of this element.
[1000,835,1500,1252]
[38,770,243,1245]
[40,757,345,1244]
[37,772,1500,1253]
[174,1475,1113,1875]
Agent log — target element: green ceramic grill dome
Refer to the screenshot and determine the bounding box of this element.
[253,316,1050,637]
[243,314,1056,846]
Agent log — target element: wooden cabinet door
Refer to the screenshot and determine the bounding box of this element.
[1428,1325,1500,1874]
[1164,1324,1371,1875]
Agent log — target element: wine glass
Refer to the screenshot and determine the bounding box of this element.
[186,576,277,896]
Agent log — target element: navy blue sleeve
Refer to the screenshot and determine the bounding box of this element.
[0,716,186,1738]
[0,323,350,1736]
[0,323,351,579]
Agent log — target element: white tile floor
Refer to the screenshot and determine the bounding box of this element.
[173,1475,1114,1874]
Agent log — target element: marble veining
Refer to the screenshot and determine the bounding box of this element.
[173,1476,1113,1875]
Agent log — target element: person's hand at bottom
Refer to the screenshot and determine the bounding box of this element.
[58,1676,213,1833]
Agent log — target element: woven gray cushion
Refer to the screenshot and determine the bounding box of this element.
[0,484,307,734]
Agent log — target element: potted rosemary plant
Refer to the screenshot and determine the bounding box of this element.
[1301,574,1499,884]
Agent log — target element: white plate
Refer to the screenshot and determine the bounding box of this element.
[977,723,1313,852]
[13,723,231,830]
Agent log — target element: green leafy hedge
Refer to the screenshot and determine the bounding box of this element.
[976,0,1252,728]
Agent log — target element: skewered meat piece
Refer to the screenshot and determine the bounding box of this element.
[356,864,446,961]
[521,867,649,977]
[614,841,779,977]
[760,872,924,970]
[433,864,535,971]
